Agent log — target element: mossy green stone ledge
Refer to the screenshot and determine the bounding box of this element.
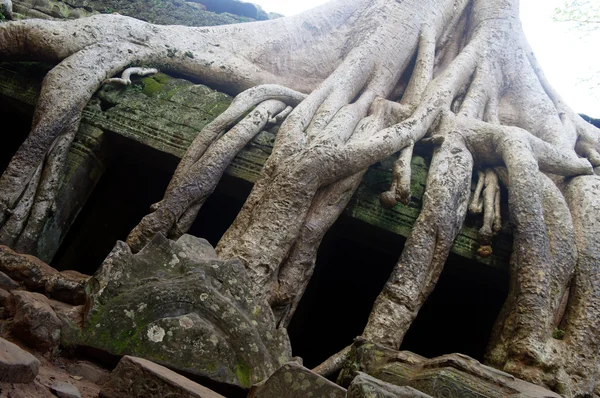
[0,61,513,269]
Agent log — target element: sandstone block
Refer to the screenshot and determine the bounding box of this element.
[248,361,347,398]
[0,336,40,383]
[100,355,224,398]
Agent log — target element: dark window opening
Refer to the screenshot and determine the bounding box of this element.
[52,133,251,275]
[400,254,509,361]
[287,216,509,368]
[0,101,33,175]
[287,217,405,369]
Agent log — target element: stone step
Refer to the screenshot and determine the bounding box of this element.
[0,336,40,383]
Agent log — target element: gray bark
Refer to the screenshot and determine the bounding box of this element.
[1,0,600,395]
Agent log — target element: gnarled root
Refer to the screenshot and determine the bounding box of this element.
[269,106,393,327]
[0,40,151,253]
[469,168,502,257]
[380,143,415,208]
[363,128,474,348]
[126,92,302,252]
[103,67,158,86]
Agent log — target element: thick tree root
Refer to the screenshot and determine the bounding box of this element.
[126,95,297,252]
[0,41,151,251]
[2,0,600,395]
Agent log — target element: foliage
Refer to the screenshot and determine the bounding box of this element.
[554,0,600,32]
[553,327,566,340]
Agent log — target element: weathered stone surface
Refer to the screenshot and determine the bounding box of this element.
[248,362,346,398]
[339,339,561,398]
[100,355,224,398]
[11,0,250,27]
[0,287,10,306]
[49,381,82,398]
[0,246,88,304]
[348,373,433,398]
[197,0,268,20]
[0,270,19,291]
[0,336,40,383]
[79,234,291,389]
[8,291,61,353]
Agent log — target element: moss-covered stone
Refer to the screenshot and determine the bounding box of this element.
[78,234,291,389]
[338,339,560,398]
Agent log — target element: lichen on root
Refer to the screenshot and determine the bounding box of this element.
[1,0,600,395]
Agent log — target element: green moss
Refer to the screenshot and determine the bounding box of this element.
[553,327,566,340]
[235,363,251,388]
[140,74,168,97]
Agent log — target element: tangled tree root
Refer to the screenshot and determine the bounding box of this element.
[2,0,600,395]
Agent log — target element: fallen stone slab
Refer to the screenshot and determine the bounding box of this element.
[8,291,62,354]
[0,336,40,383]
[348,373,433,397]
[100,355,225,398]
[49,381,82,398]
[248,361,347,398]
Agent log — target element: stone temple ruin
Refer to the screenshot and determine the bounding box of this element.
[0,0,599,397]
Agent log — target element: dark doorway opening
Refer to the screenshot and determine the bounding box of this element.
[287,217,405,369]
[287,217,509,368]
[52,133,252,275]
[0,101,32,175]
[399,254,508,361]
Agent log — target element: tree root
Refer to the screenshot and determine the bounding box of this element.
[0,42,151,252]
[469,169,502,257]
[126,97,292,252]
[312,344,352,378]
[103,67,158,86]
[2,1,600,395]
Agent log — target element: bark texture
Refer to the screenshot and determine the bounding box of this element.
[1,0,599,395]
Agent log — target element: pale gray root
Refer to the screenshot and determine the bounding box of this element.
[469,170,485,214]
[270,104,393,327]
[214,0,458,297]
[560,176,600,396]
[0,164,42,246]
[468,169,502,257]
[126,99,288,252]
[169,103,295,238]
[455,117,585,392]
[163,84,307,197]
[312,345,352,378]
[270,172,364,327]
[363,128,474,348]
[0,42,149,251]
[103,67,158,86]
[378,26,435,209]
[380,142,414,208]
[14,119,79,253]
[485,170,576,390]
[400,26,435,112]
